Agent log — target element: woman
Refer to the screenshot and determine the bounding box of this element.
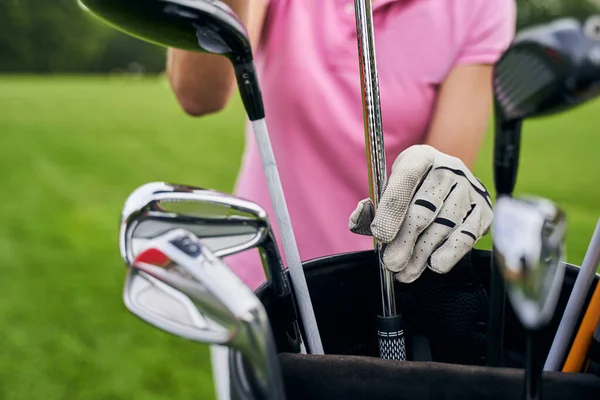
[167,0,516,397]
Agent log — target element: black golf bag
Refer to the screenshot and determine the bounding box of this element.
[229,248,600,399]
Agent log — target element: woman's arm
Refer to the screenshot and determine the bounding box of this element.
[166,0,269,116]
[424,0,516,169]
[423,64,494,169]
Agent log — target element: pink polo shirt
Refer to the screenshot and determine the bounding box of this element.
[226,0,516,290]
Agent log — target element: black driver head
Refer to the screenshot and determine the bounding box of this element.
[78,0,265,120]
[78,0,252,62]
[492,16,600,196]
[494,16,600,121]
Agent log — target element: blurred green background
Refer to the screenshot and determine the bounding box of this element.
[1,1,599,399]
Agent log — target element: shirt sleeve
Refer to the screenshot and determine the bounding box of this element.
[455,0,517,65]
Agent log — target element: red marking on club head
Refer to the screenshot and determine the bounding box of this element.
[133,248,171,268]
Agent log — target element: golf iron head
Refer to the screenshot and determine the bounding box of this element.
[124,266,229,343]
[119,181,304,353]
[126,228,286,400]
[120,182,269,266]
[492,195,567,331]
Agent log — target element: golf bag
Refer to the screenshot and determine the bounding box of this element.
[229,248,600,399]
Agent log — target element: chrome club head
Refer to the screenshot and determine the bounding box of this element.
[128,228,286,400]
[120,181,269,270]
[123,267,230,343]
[120,181,304,354]
[493,195,567,330]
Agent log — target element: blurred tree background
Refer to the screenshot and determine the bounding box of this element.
[0,0,166,73]
[1,0,600,74]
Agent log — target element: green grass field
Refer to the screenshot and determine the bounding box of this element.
[0,75,598,400]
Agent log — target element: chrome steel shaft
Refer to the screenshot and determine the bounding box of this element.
[353,0,397,317]
[353,0,406,360]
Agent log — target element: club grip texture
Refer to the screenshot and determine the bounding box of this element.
[378,314,406,360]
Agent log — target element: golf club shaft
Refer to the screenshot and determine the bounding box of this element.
[545,218,600,371]
[353,0,405,360]
[488,117,522,367]
[487,253,506,367]
[242,311,286,400]
[493,118,522,197]
[525,332,543,400]
[250,118,324,355]
[563,277,600,372]
[260,237,305,354]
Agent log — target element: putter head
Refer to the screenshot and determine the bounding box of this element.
[77,0,251,61]
[119,182,270,266]
[492,195,567,330]
[494,16,600,121]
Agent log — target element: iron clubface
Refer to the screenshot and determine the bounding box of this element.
[120,181,304,354]
[127,228,286,400]
[124,266,226,342]
[493,195,567,400]
[125,267,265,399]
[79,0,323,353]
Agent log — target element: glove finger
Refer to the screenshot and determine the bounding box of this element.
[379,169,455,273]
[430,203,488,274]
[393,184,472,283]
[349,199,375,236]
[390,240,429,283]
[371,145,435,243]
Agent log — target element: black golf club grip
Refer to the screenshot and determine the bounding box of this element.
[378,314,406,360]
[487,255,506,367]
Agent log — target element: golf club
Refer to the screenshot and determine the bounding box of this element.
[493,195,567,400]
[488,15,600,367]
[120,181,305,354]
[352,0,406,361]
[562,272,600,373]
[79,0,324,355]
[125,267,271,399]
[124,266,221,340]
[544,218,600,371]
[129,228,286,400]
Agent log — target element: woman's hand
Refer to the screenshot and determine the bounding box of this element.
[349,145,493,283]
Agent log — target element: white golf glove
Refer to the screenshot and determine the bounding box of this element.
[349,145,493,283]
